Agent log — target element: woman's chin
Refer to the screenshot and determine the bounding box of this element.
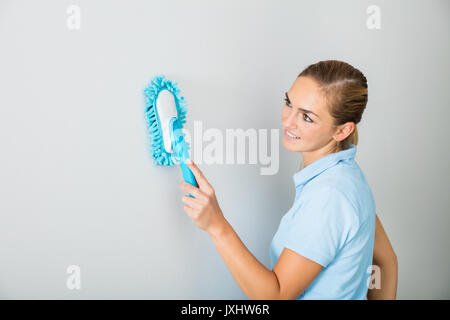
[282,138,303,152]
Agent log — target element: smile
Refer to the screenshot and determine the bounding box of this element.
[284,129,301,141]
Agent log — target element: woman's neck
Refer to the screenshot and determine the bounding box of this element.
[301,141,337,167]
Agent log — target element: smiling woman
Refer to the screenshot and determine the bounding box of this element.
[281,62,367,167]
[179,60,397,300]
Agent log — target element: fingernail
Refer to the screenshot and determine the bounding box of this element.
[185,158,192,164]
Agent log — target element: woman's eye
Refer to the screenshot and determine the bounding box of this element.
[303,113,313,123]
[284,97,313,123]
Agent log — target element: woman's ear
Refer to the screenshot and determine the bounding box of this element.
[333,122,355,142]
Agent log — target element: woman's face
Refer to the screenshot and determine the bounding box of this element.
[281,76,337,153]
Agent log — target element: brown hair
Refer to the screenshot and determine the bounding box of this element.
[298,60,368,152]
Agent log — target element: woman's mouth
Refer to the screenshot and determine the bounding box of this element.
[284,129,301,141]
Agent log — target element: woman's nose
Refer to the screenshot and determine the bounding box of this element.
[282,109,297,130]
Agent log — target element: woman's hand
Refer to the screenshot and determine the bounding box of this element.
[178,159,226,236]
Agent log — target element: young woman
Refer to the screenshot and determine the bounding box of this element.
[178,60,398,300]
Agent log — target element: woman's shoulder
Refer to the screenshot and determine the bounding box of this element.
[308,159,371,194]
[301,160,376,221]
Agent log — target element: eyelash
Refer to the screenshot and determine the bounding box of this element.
[284,98,313,123]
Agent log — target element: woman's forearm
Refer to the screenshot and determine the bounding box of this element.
[367,256,398,299]
[209,218,281,300]
[367,214,398,300]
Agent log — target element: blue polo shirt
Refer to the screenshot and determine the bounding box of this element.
[269,144,376,300]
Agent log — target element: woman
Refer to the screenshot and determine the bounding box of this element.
[178,60,398,300]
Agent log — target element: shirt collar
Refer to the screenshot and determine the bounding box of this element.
[293,144,357,187]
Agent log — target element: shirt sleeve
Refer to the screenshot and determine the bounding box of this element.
[284,187,359,268]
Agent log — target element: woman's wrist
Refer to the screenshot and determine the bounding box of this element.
[208,214,231,240]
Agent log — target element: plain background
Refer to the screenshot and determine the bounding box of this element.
[0,0,449,299]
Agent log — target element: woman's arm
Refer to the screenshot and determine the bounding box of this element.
[210,219,323,300]
[209,219,281,299]
[179,159,323,299]
[367,214,398,300]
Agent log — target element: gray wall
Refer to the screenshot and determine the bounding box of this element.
[0,0,449,299]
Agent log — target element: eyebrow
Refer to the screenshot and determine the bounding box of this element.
[285,92,319,119]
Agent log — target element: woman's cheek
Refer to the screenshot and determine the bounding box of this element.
[297,124,311,140]
[300,125,319,144]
